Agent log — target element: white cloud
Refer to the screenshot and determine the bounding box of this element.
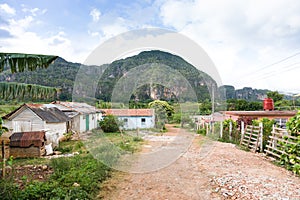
[90,8,101,22]
[0,3,16,15]
[0,5,89,63]
[159,0,300,92]
[22,7,47,16]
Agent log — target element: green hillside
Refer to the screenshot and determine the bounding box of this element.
[0,50,216,103]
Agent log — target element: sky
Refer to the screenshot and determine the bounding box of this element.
[0,0,300,94]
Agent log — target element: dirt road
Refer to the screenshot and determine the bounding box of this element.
[99,125,300,200]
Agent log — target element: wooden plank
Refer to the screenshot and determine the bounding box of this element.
[265,150,281,158]
[268,136,297,145]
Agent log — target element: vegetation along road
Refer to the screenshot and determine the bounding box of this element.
[99,124,300,200]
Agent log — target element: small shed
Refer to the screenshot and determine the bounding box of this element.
[52,101,103,133]
[9,131,46,158]
[2,104,70,147]
[102,109,155,130]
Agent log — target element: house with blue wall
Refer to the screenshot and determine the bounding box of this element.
[102,109,155,130]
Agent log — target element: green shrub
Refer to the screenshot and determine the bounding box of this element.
[221,119,240,144]
[99,114,121,133]
[252,118,275,150]
[278,136,300,175]
[0,154,111,199]
[197,128,206,135]
[287,111,300,136]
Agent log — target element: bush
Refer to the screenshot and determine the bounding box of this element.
[197,128,206,135]
[287,111,300,136]
[221,119,240,144]
[0,154,111,199]
[278,136,300,175]
[99,114,121,133]
[253,118,275,150]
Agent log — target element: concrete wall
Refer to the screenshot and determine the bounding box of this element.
[45,122,67,147]
[73,113,101,133]
[118,116,155,130]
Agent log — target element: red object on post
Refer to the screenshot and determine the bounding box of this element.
[263,98,274,111]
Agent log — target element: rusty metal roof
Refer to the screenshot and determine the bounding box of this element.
[102,109,154,117]
[10,131,45,147]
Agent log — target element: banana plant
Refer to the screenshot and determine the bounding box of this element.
[0,53,57,73]
[0,53,59,100]
[0,82,59,100]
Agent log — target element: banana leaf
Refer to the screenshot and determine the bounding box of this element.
[0,53,58,73]
[0,82,60,100]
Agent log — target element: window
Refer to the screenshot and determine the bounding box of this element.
[141,118,146,125]
[274,118,288,128]
[123,118,128,124]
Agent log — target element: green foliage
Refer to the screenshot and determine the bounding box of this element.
[0,117,3,136]
[99,114,121,133]
[267,91,284,102]
[227,99,262,111]
[278,136,300,175]
[170,112,194,128]
[0,53,57,73]
[133,136,143,142]
[0,82,59,101]
[199,100,212,115]
[96,100,112,109]
[0,51,215,102]
[149,100,174,130]
[149,100,174,117]
[0,154,111,199]
[197,128,206,135]
[253,118,275,150]
[220,119,240,144]
[286,111,300,136]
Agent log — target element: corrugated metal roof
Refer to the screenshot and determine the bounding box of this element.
[102,109,154,117]
[52,101,102,114]
[2,104,70,123]
[10,131,45,147]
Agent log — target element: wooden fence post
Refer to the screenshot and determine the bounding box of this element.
[220,121,223,138]
[229,121,232,141]
[206,123,209,135]
[2,140,5,178]
[272,124,275,148]
[241,121,245,141]
[259,122,263,152]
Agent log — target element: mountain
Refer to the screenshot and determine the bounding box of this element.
[0,50,217,102]
[219,85,270,101]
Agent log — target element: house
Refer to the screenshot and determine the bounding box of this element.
[223,110,297,128]
[102,109,155,130]
[9,131,46,158]
[51,101,103,133]
[2,104,70,147]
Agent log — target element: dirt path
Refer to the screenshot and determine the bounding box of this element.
[99,125,300,200]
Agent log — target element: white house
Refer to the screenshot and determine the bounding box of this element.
[102,109,155,130]
[2,104,70,147]
[51,101,103,133]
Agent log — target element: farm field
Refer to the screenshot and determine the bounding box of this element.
[99,124,300,200]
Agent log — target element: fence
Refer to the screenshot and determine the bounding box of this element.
[265,127,300,162]
[199,120,299,157]
[240,124,263,152]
